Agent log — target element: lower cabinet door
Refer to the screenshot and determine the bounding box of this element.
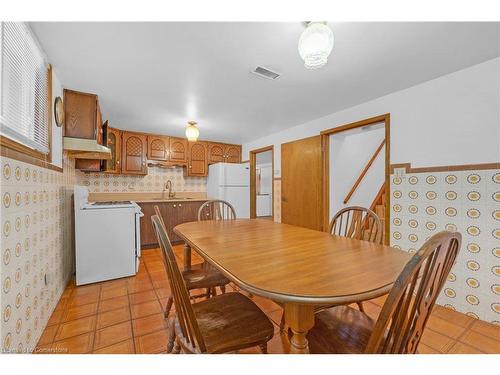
[138,201,207,248]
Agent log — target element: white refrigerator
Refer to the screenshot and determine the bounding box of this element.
[207,163,250,218]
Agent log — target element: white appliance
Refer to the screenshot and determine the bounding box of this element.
[74,186,143,285]
[207,163,250,218]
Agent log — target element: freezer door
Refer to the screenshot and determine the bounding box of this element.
[222,163,249,186]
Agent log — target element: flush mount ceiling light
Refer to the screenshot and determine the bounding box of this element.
[298,22,334,69]
[185,121,200,142]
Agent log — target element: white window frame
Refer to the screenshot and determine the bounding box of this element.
[0,22,52,160]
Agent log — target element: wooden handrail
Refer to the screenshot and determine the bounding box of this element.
[343,139,385,204]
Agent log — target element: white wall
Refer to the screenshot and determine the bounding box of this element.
[51,69,64,167]
[243,57,500,175]
[330,125,385,219]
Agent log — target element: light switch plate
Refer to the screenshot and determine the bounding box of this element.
[394,167,406,179]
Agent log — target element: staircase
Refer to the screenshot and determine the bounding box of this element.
[341,139,387,244]
[367,184,386,244]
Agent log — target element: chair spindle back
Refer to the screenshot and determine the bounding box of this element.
[151,214,207,353]
[329,206,382,244]
[198,200,237,221]
[365,231,461,353]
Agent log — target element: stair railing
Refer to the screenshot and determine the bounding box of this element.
[343,139,385,204]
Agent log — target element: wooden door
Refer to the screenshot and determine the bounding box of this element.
[208,142,225,164]
[147,135,170,161]
[188,142,208,176]
[169,137,188,163]
[63,89,97,139]
[224,144,241,163]
[122,132,148,175]
[281,136,323,231]
[104,127,122,173]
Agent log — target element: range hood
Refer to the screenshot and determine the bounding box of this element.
[63,137,112,160]
[147,160,187,168]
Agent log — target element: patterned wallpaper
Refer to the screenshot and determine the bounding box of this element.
[271,168,499,324]
[1,155,76,353]
[76,166,206,193]
[390,167,500,324]
[273,179,281,223]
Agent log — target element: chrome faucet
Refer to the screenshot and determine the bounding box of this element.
[165,180,175,199]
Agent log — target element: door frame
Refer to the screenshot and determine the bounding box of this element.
[320,113,391,242]
[249,145,274,219]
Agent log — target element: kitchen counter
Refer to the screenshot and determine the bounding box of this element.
[88,192,211,203]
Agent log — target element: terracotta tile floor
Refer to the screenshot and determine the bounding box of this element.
[36,246,500,354]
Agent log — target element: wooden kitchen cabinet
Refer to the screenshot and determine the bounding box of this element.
[169,137,188,163]
[103,126,122,173]
[208,142,241,164]
[138,200,207,248]
[121,131,148,175]
[208,142,225,164]
[147,135,170,161]
[64,89,98,139]
[187,142,208,176]
[224,144,241,163]
[64,89,105,171]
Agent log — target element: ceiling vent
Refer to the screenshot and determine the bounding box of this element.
[251,66,280,80]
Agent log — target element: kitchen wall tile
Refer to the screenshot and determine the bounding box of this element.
[390,168,500,325]
[1,155,75,353]
[76,166,206,193]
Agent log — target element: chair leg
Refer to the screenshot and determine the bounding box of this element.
[164,296,174,319]
[220,285,226,294]
[211,287,217,297]
[259,343,268,354]
[166,318,176,353]
[173,338,181,354]
[279,311,286,332]
[206,288,211,299]
[357,301,365,313]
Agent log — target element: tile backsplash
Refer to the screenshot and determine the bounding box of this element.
[390,168,500,324]
[1,156,76,353]
[76,166,206,193]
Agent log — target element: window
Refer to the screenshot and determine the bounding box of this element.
[0,22,50,155]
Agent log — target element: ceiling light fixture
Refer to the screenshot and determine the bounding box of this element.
[298,22,334,69]
[185,121,200,142]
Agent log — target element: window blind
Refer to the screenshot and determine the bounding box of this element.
[0,22,50,154]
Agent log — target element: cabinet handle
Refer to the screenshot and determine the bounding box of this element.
[189,165,192,168]
[117,160,120,164]
[173,204,176,208]
[178,203,182,207]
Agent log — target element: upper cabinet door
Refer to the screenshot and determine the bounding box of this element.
[64,89,98,139]
[224,144,242,163]
[147,135,170,161]
[122,132,148,175]
[188,142,208,176]
[104,127,122,173]
[169,137,188,163]
[208,142,225,164]
[95,100,103,145]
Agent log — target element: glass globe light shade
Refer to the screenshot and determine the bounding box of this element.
[298,22,334,69]
[185,121,199,142]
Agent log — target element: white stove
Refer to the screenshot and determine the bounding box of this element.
[74,186,143,285]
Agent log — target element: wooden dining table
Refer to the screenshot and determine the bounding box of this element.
[174,219,411,354]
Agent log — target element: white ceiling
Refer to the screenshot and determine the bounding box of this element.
[30,22,500,144]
